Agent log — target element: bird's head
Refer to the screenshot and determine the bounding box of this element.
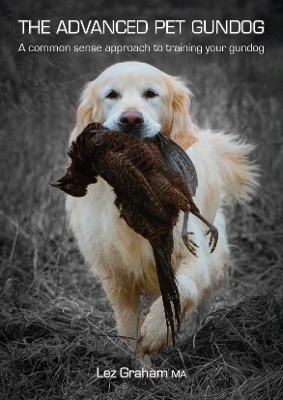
[50,169,97,197]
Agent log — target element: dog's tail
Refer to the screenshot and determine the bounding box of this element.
[208,131,259,205]
[190,130,259,210]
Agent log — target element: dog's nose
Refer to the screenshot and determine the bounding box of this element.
[119,111,144,127]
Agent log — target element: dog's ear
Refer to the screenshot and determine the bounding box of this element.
[163,75,198,150]
[69,80,100,145]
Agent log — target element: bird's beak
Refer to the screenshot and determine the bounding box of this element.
[49,180,62,188]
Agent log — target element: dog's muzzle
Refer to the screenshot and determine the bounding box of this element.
[118,111,144,135]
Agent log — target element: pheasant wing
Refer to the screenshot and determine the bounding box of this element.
[151,133,198,196]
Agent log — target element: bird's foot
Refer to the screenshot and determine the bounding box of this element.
[206,227,218,253]
[182,232,198,257]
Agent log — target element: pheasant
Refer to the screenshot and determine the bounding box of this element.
[50,123,218,343]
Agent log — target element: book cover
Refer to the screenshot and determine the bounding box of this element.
[1,1,282,398]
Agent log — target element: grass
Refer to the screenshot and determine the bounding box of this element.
[1,5,283,399]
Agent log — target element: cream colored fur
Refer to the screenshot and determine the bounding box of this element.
[65,61,258,366]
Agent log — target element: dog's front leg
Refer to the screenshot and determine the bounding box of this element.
[139,257,209,354]
[100,274,152,368]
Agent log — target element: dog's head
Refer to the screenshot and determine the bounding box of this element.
[69,62,197,149]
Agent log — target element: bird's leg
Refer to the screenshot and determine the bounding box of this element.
[191,211,218,253]
[181,211,198,257]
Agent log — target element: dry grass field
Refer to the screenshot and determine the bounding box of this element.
[1,3,282,399]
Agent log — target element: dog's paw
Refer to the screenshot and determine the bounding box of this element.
[139,298,172,354]
[133,353,153,370]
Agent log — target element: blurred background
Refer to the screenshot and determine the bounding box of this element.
[0,1,282,398]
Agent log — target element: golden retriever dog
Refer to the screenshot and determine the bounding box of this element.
[65,61,258,367]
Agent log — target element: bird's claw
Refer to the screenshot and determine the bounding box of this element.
[183,232,199,257]
[206,228,218,253]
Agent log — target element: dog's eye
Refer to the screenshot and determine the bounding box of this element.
[106,90,119,99]
[144,89,158,99]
